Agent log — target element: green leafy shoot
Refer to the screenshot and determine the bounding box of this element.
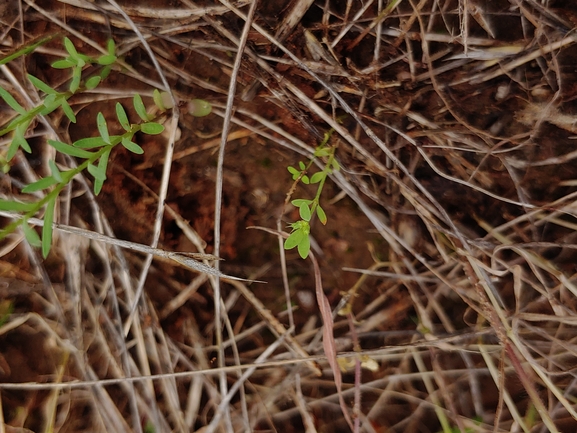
[284,129,339,259]
[0,36,195,258]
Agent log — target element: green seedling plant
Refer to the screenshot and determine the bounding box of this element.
[284,130,339,259]
[0,37,211,258]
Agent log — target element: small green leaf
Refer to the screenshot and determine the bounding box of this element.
[61,99,76,123]
[316,205,327,225]
[15,122,31,153]
[0,199,36,212]
[97,54,116,66]
[43,94,60,111]
[284,229,306,250]
[133,93,150,121]
[301,175,310,184]
[153,89,173,111]
[73,137,105,149]
[63,37,79,59]
[85,76,101,90]
[299,203,311,221]
[48,139,94,158]
[51,58,76,69]
[7,138,20,161]
[96,112,110,144]
[0,87,26,114]
[87,162,106,182]
[107,39,116,55]
[22,176,57,193]
[90,153,109,195]
[287,166,299,176]
[297,235,310,259]
[22,221,41,247]
[188,99,211,117]
[116,103,130,131]
[48,160,62,182]
[298,161,306,170]
[101,65,112,80]
[314,147,331,157]
[310,172,324,184]
[27,74,57,95]
[93,178,104,195]
[42,197,56,258]
[291,199,312,207]
[70,67,82,93]
[140,122,164,135]
[98,148,111,177]
[331,159,340,171]
[121,137,144,154]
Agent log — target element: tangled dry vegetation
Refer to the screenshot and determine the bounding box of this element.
[2,0,577,432]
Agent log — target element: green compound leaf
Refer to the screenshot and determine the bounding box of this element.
[96,112,110,144]
[121,137,144,154]
[316,205,327,225]
[0,87,26,114]
[133,93,150,121]
[48,139,94,158]
[298,203,311,222]
[85,76,101,90]
[42,196,56,258]
[116,103,130,131]
[73,136,106,149]
[140,122,164,135]
[310,171,324,184]
[22,176,57,193]
[61,98,76,123]
[22,220,41,247]
[0,199,36,212]
[27,74,57,95]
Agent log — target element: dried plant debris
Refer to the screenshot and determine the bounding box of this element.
[2,1,577,432]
